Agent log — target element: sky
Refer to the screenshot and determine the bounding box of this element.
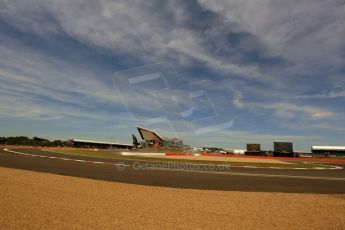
[0,0,345,151]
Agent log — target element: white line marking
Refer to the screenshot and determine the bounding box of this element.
[141,167,345,181]
[3,148,133,167]
[3,148,112,165]
[74,159,85,162]
[114,163,130,167]
[222,172,345,181]
[2,148,343,176]
[168,169,345,181]
[41,149,344,170]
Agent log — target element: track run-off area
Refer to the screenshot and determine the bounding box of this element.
[1,148,345,194]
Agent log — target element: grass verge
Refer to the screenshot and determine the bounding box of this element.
[43,148,333,169]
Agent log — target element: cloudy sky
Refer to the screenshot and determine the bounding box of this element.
[0,0,344,151]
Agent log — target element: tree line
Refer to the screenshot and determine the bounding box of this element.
[0,136,71,147]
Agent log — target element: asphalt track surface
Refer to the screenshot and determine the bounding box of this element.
[1,148,345,194]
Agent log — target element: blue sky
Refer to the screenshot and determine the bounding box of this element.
[0,0,345,151]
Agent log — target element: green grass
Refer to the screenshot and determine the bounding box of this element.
[43,148,332,169]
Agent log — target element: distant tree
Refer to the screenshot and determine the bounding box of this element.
[0,137,7,144]
[0,136,69,147]
[52,140,63,147]
[6,136,30,145]
[30,136,50,146]
[62,140,73,147]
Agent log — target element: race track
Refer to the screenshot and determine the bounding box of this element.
[1,148,345,194]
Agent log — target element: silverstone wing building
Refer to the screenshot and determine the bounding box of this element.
[137,126,183,148]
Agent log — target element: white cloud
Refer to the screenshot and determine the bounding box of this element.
[0,0,344,144]
[0,0,270,80]
[261,103,335,119]
[0,36,127,120]
[198,0,345,68]
[293,90,345,99]
[2,0,344,80]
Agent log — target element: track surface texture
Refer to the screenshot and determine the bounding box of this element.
[1,148,345,194]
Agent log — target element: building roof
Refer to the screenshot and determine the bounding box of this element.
[312,146,345,151]
[163,137,182,142]
[71,139,132,147]
[137,127,164,141]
